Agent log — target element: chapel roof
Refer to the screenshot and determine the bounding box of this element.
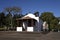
[16,13,39,21]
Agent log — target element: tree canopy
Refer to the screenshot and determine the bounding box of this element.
[40,12,59,31]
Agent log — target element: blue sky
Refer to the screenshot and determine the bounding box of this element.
[0,0,60,17]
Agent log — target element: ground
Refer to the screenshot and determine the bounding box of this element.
[0,31,60,40]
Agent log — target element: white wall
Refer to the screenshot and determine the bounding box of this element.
[17,27,22,32]
[27,27,33,32]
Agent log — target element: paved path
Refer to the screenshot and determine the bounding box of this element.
[0,31,60,40]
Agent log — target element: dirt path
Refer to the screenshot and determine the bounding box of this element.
[0,31,60,40]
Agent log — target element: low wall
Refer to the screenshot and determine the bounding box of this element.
[27,27,33,32]
[17,27,22,32]
[17,27,33,32]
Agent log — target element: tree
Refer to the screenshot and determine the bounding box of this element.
[0,12,6,27]
[5,13,12,27]
[40,12,55,21]
[40,12,58,31]
[13,14,21,27]
[50,18,59,29]
[5,7,21,15]
[4,7,22,30]
[57,17,60,30]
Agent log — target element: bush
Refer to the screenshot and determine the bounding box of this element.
[0,28,5,31]
[53,29,58,32]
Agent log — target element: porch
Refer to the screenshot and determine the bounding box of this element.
[16,16,37,32]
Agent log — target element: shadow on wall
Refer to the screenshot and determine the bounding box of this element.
[34,19,43,32]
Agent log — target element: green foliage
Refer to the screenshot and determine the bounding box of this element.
[40,12,55,21]
[40,12,59,31]
[5,13,12,27]
[58,24,60,30]
[5,7,21,14]
[13,14,21,27]
[4,7,22,28]
[50,18,59,29]
[0,12,6,27]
